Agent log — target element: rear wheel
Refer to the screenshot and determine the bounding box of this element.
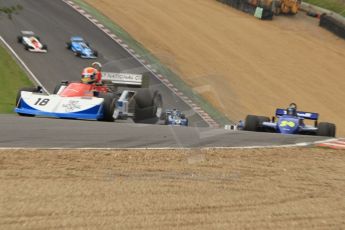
[317,122,336,137]
[135,89,152,108]
[24,44,29,50]
[152,91,163,118]
[183,116,189,126]
[75,51,81,57]
[17,36,23,43]
[98,93,118,122]
[134,89,163,122]
[258,116,271,126]
[66,42,71,49]
[42,44,48,50]
[93,50,98,57]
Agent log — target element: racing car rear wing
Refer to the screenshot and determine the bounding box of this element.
[276,109,319,120]
[102,72,149,88]
[21,31,35,35]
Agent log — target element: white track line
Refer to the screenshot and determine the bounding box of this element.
[0,141,327,151]
[0,36,49,94]
[313,138,339,144]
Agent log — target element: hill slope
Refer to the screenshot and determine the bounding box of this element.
[86,0,345,136]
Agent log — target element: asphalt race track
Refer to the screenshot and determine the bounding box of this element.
[0,115,328,148]
[0,0,207,127]
[0,0,330,148]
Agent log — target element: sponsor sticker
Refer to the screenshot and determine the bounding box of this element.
[62,100,81,112]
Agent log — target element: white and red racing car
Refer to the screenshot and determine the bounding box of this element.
[17,31,48,53]
[15,72,163,123]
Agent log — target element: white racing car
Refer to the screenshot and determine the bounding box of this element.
[17,31,48,53]
[15,72,163,123]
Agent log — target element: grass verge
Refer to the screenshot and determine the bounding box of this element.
[303,0,345,16]
[0,44,33,113]
[73,0,231,126]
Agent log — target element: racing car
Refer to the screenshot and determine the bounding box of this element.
[159,109,188,126]
[17,31,48,53]
[15,73,162,123]
[240,103,336,137]
[66,36,98,58]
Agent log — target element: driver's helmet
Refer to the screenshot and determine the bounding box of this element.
[92,62,102,71]
[81,67,98,84]
[287,103,297,116]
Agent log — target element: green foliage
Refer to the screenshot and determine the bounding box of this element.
[303,0,345,16]
[0,4,22,19]
[0,45,33,113]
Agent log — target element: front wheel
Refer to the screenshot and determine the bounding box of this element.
[243,115,269,131]
[317,122,336,137]
[93,50,98,57]
[244,115,260,131]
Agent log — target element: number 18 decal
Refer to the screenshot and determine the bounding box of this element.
[34,98,50,106]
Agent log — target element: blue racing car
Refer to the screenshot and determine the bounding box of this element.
[66,36,98,58]
[240,103,336,137]
[160,109,188,126]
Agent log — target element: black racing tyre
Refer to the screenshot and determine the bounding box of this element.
[180,113,189,126]
[75,51,81,57]
[17,36,23,43]
[244,115,260,131]
[53,81,69,94]
[24,44,29,50]
[152,91,163,119]
[42,44,48,50]
[317,122,336,137]
[93,50,98,57]
[134,89,163,122]
[16,86,40,117]
[258,116,270,131]
[134,89,153,108]
[66,42,71,49]
[160,112,166,120]
[98,92,117,122]
[258,116,270,125]
[244,115,269,131]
